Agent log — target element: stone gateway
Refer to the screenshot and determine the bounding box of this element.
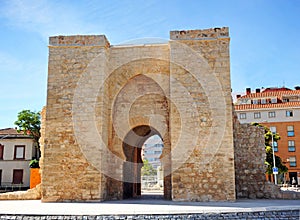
[40,27,272,202]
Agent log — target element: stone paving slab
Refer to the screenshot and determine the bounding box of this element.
[0,199,299,216]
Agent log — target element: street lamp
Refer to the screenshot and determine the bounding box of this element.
[270,127,278,184]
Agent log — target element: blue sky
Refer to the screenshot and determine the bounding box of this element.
[0,0,299,128]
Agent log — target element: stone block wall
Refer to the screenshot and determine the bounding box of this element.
[233,113,282,198]
[42,36,110,201]
[3,28,299,202]
[233,113,300,199]
[169,28,235,201]
[42,28,235,202]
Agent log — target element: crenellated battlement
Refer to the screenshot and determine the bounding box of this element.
[170,27,229,40]
[49,35,110,47]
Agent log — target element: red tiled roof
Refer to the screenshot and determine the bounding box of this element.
[240,89,300,99]
[0,128,19,135]
[0,128,31,138]
[262,87,292,92]
[234,101,300,110]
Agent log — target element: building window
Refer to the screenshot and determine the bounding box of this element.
[12,169,23,184]
[270,126,276,133]
[288,140,295,152]
[261,99,266,104]
[287,125,295,137]
[252,99,259,104]
[271,98,277,103]
[268,111,276,118]
[254,112,261,119]
[286,110,293,117]
[273,141,278,152]
[239,113,246,119]
[289,157,296,167]
[14,145,25,160]
[0,144,3,160]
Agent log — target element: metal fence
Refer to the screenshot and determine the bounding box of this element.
[141,176,163,190]
[0,182,24,193]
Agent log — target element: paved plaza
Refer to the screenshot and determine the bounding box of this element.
[0,199,299,216]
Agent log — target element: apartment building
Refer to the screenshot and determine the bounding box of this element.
[142,135,163,169]
[0,128,37,190]
[234,87,300,185]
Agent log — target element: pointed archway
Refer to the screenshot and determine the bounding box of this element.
[122,125,170,199]
[141,134,164,198]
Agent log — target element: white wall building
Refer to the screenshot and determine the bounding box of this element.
[0,128,36,190]
[142,135,163,169]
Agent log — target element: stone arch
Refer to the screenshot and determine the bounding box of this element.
[122,125,167,199]
[105,72,172,200]
[43,29,236,202]
[95,58,171,158]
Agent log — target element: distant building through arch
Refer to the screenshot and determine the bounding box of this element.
[142,135,163,169]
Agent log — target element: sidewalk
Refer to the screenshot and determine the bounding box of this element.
[281,186,300,192]
[0,199,299,216]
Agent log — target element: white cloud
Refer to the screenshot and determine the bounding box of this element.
[1,0,98,40]
[0,0,169,44]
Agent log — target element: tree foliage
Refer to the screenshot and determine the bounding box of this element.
[252,122,288,174]
[29,159,40,168]
[14,110,41,146]
[141,159,157,176]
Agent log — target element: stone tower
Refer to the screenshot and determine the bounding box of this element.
[41,27,235,202]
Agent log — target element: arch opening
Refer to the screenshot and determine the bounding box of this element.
[141,134,164,198]
[122,125,170,200]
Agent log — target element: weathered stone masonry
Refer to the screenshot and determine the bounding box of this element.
[233,113,300,199]
[233,114,281,199]
[41,27,236,202]
[1,27,298,202]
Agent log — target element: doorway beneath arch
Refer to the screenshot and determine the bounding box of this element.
[122,125,171,200]
[141,135,164,198]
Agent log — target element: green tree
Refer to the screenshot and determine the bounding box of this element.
[15,110,41,159]
[141,159,157,176]
[252,122,288,175]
